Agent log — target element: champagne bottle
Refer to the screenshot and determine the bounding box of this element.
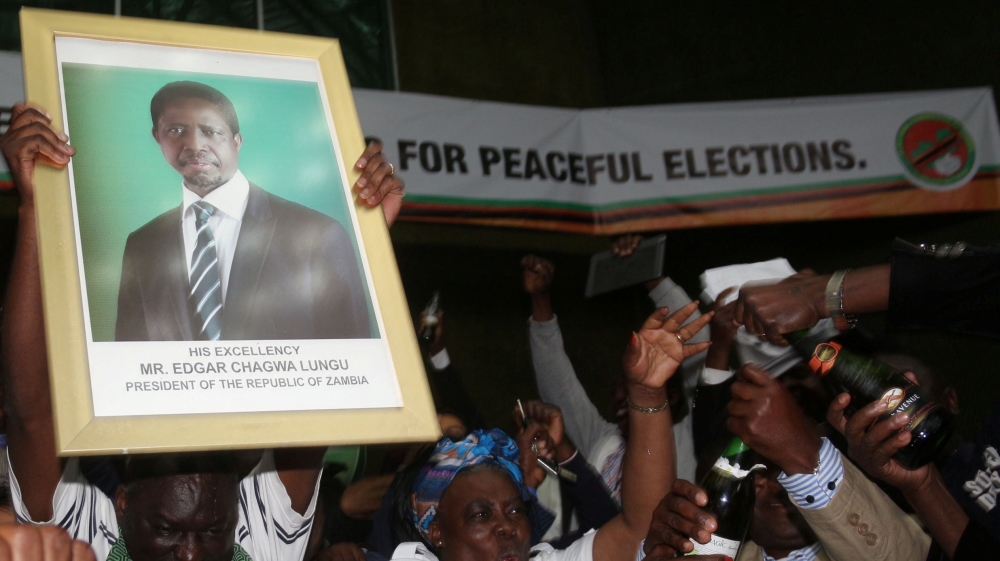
[688,436,762,559]
[786,329,954,469]
[420,291,441,344]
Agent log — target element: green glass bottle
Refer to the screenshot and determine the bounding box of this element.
[786,329,954,469]
[688,436,762,559]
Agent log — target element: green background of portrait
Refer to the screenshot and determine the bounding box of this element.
[62,63,377,341]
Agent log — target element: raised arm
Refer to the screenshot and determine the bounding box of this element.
[592,303,713,561]
[0,105,75,521]
[733,266,890,345]
[523,255,619,460]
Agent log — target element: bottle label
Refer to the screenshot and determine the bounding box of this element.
[712,455,767,479]
[688,534,739,559]
[807,341,842,376]
[876,385,942,434]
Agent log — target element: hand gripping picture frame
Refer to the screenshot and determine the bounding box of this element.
[19,8,439,454]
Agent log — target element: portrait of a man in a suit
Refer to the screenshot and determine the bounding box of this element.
[114,81,371,341]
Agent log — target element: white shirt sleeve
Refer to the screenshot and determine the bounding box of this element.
[777,437,845,510]
[531,529,597,561]
[236,450,321,561]
[8,453,119,561]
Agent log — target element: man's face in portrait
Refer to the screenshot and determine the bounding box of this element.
[153,97,243,197]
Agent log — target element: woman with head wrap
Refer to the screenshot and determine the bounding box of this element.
[391,303,713,561]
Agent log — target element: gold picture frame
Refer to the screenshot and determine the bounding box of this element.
[20,8,439,455]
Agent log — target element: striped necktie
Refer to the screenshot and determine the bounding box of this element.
[189,201,223,340]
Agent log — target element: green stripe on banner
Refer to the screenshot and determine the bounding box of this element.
[406,174,908,213]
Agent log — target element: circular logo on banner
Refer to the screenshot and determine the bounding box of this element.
[896,113,977,191]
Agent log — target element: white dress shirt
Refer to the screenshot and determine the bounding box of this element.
[181,170,250,302]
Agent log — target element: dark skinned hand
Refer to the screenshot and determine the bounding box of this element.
[521,254,555,295]
[315,542,367,561]
[512,421,552,489]
[517,400,577,463]
[622,302,714,395]
[642,480,725,561]
[732,270,827,346]
[0,104,75,204]
[826,372,931,493]
[611,234,644,257]
[353,140,404,227]
[704,286,739,371]
[726,363,822,475]
[0,525,96,561]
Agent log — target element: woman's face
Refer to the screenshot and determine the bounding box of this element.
[429,468,532,561]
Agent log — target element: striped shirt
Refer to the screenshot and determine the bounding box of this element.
[9,449,319,561]
[762,542,823,561]
[777,437,845,510]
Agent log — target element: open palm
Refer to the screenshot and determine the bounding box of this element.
[623,302,713,391]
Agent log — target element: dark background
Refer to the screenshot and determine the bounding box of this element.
[1,0,998,440]
[389,0,1000,440]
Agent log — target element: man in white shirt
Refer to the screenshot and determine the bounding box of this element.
[115,81,371,342]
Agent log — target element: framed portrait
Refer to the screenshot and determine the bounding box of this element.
[20,8,439,454]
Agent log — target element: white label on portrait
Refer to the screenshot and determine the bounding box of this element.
[89,339,402,416]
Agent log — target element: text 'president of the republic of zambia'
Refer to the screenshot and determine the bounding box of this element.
[114,81,371,342]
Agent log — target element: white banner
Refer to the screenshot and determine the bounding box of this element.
[355,87,1000,233]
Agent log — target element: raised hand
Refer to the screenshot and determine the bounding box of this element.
[518,400,577,463]
[0,104,75,203]
[732,270,827,346]
[622,302,713,393]
[642,480,724,561]
[704,286,739,371]
[826,373,931,493]
[353,140,404,227]
[0,525,96,561]
[512,420,552,489]
[521,254,555,296]
[611,234,644,257]
[726,362,822,475]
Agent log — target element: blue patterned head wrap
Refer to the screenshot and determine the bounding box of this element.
[410,428,529,542]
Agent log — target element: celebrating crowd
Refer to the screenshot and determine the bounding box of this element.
[0,91,998,561]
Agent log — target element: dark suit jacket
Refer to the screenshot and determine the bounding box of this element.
[115,183,371,341]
